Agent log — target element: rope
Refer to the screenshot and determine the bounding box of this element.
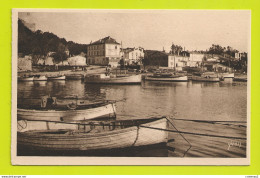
[111,103,117,118]
[166,117,192,157]
[169,117,246,123]
[132,126,140,146]
[139,125,246,140]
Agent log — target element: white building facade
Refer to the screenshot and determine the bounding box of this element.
[86,36,121,67]
[168,52,205,70]
[188,52,204,67]
[122,47,144,65]
[168,55,189,71]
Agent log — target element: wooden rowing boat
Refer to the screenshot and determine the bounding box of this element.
[145,74,188,82]
[191,72,220,82]
[18,76,34,81]
[17,117,169,151]
[47,75,66,80]
[17,100,116,122]
[85,74,141,84]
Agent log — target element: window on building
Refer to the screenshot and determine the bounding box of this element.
[115,46,117,49]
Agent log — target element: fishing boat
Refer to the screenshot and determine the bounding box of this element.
[33,75,47,81]
[47,75,66,80]
[17,117,169,152]
[85,74,141,84]
[219,73,235,78]
[233,77,247,82]
[18,76,34,82]
[145,73,188,82]
[17,96,116,122]
[65,74,84,80]
[191,72,220,82]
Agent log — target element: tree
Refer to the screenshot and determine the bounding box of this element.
[208,44,224,55]
[52,43,68,64]
[171,43,183,55]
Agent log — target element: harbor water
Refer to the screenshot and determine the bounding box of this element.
[17,78,247,157]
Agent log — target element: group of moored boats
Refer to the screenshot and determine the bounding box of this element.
[18,74,85,81]
[17,95,169,154]
[144,71,235,82]
[18,71,238,84]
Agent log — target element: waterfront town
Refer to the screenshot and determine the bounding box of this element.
[15,11,248,158]
[18,18,248,80]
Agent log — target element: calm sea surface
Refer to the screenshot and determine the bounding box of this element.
[17,78,247,157]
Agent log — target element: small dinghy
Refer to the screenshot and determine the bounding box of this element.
[47,75,66,80]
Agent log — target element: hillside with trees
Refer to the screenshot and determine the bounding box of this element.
[18,19,88,64]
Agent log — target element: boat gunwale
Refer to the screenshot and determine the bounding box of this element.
[18,117,167,138]
[17,101,115,111]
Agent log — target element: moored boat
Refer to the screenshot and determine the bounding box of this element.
[17,117,168,151]
[65,74,84,80]
[233,77,247,82]
[47,75,66,80]
[33,75,47,81]
[18,76,34,82]
[191,72,220,82]
[85,74,141,84]
[219,73,235,78]
[145,73,188,82]
[191,76,220,82]
[17,96,116,122]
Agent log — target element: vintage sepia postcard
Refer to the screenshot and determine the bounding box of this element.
[11,9,250,165]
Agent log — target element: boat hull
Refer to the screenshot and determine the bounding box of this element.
[48,76,66,80]
[219,73,235,78]
[33,76,47,81]
[17,118,168,151]
[65,74,84,80]
[85,75,141,84]
[191,76,220,82]
[18,77,34,81]
[145,76,188,82]
[17,102,116,122]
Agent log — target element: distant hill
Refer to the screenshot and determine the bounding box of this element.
[18,19,88,58]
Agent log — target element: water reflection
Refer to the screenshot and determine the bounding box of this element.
[33,81,47,87]
[17,79,247,157]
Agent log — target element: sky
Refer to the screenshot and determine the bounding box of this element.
[18,10,251,52]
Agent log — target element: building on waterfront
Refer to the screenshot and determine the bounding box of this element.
[188,52,204,67]
[121,47,144,65]
[234,52,248,60]
[168,51,204,71]
[86,36,121,67]
[37,52,55,65]
[67,55,86,66]
[143,50,169,68]
[168,55,189,71]
[18,55,32,72]
[204,62,233,72]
